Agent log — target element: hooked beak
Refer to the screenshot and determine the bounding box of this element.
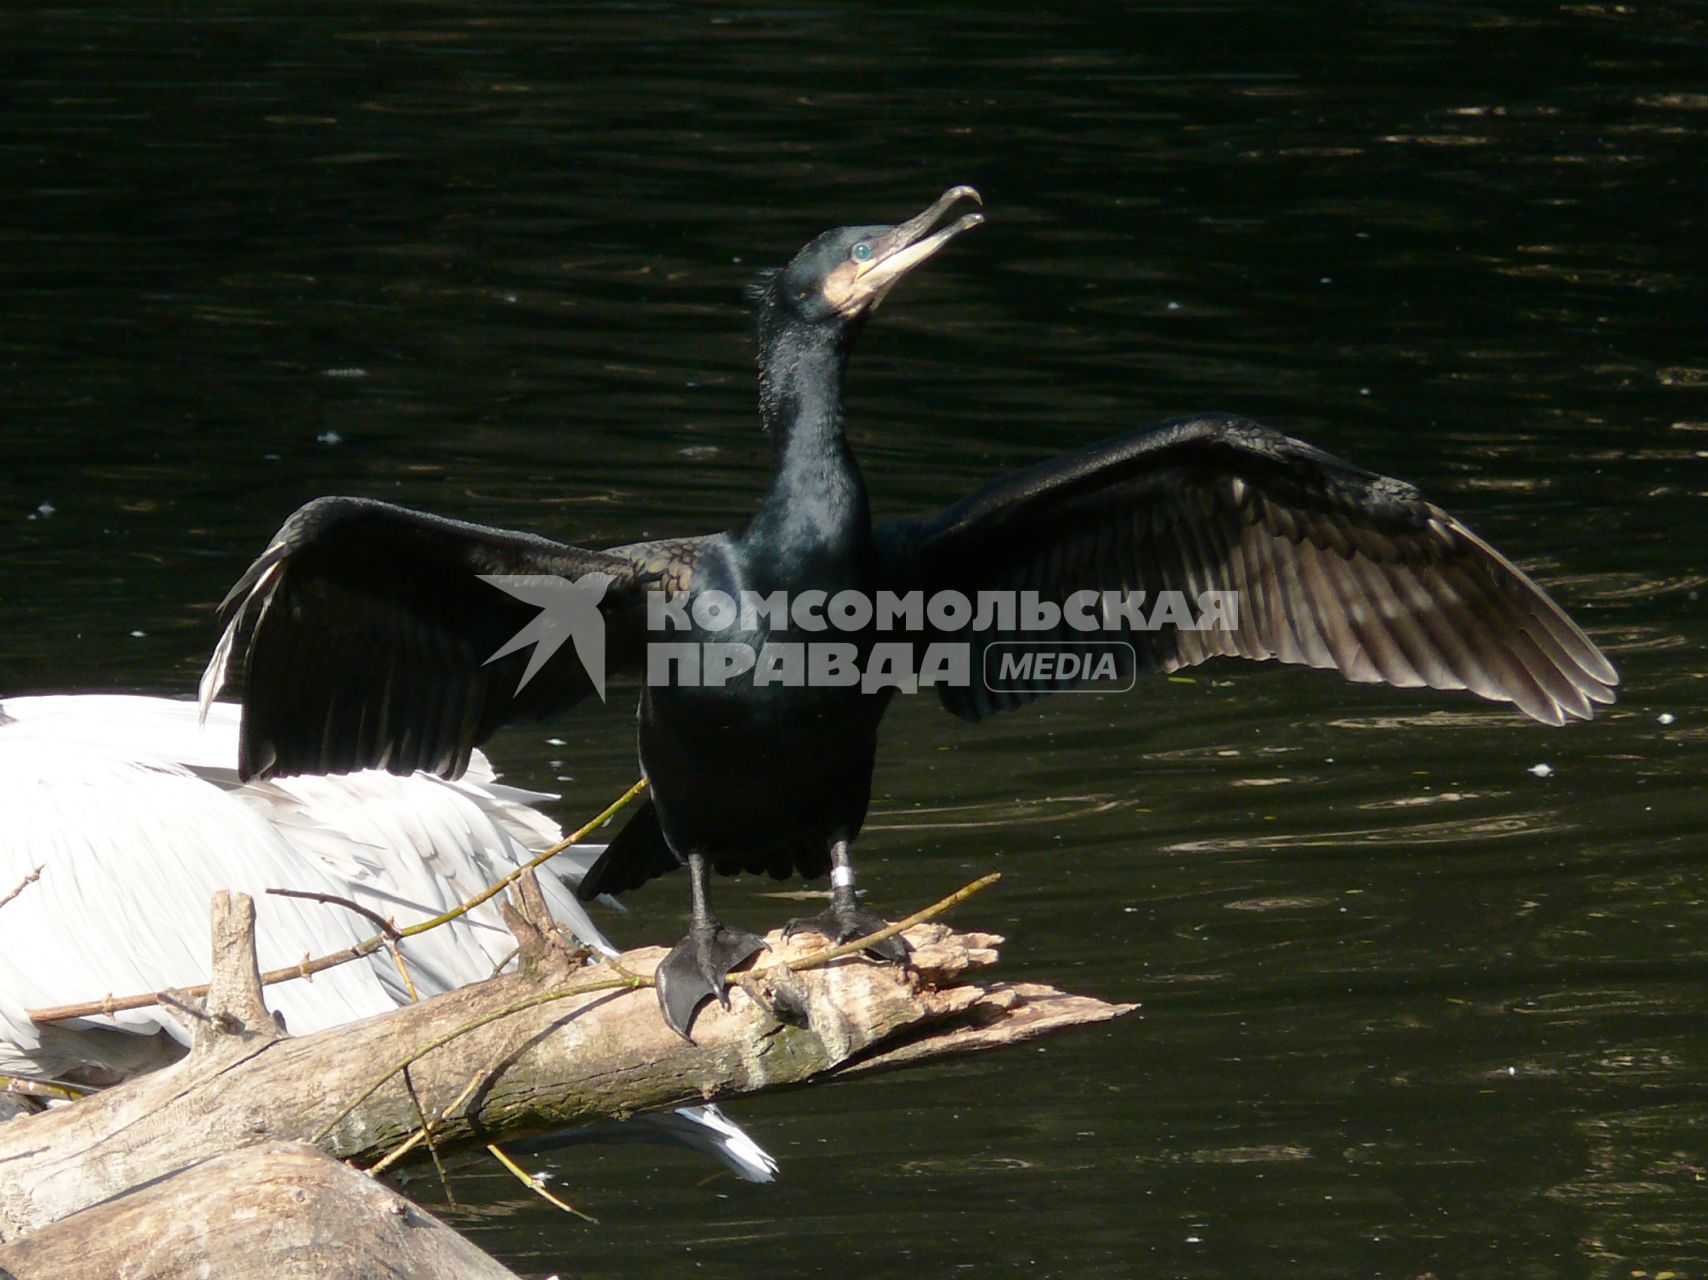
[852,185,984,309]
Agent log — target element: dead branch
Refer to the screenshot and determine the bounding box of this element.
[0,865,42,914]
[267,886,401,938]
[0,917,1131,1241]
[187,890,281,1054]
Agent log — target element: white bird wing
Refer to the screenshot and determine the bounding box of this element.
[0,693,247,777]
[0,739,398,1081]
[0,695,770,1182]
[0,694,610,954]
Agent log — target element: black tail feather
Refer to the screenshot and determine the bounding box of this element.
[576,797,681,900]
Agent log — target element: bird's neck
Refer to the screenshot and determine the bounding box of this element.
[748,321,871,565]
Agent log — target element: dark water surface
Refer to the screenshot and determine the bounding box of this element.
[4,3,1705,1276]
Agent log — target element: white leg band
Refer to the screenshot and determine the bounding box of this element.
[831,864,855,890]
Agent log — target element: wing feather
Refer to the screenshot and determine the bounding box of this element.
[202,496,680,780]
[876,413,1617,724]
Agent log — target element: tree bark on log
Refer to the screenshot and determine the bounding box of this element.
[0,1142,528,1280]
[0,906,1131,1242]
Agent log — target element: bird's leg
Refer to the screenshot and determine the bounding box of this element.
[654,851,767,1041]
[784,837,910,964]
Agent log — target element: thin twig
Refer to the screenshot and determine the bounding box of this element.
[272,890,424,1005]
[157,990,212,1025]
[0,865,43,914]
[0,1075,86,1102]
[390,944,422,1005]
[26,935,392,1024]
[267,887,400,939]
[486,1142,597,1223]
[367,1122,428,1174]
[401,1064,454,1207]
[311,974,647,1144]
[774,872,1001,977]
[395,778,649,942]
[25,779,650,1026]
[368,1045,502,1175]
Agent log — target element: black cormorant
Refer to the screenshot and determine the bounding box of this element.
[203,187,1618,1037]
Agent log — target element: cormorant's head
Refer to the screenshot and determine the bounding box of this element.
[754,186,984,329]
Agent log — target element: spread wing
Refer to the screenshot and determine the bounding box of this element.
[876,413,1618,724]
[201,496,705,780]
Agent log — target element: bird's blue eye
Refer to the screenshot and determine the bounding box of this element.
[851,242,873,262]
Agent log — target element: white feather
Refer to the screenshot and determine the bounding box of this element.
[0,694,773,1180]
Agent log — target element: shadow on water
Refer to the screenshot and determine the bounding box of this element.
[4,2,1705,1276]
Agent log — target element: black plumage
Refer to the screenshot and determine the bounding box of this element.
[877,414,1614,724]
[205,188,1617,1037]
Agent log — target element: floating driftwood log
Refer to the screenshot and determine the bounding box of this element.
[0,886,1131,1276]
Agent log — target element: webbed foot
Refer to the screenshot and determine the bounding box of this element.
[655,918,767,1041]
[784,904,910,964]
